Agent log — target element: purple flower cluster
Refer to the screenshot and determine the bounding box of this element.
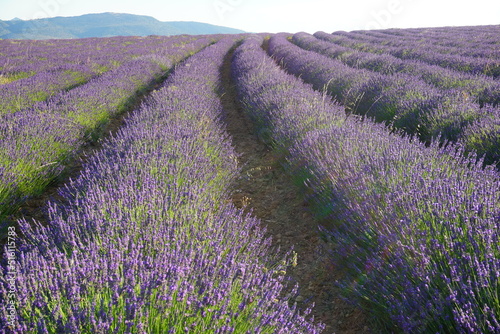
[232,35,344,150]
[0,111,84,216]
[0,36,215,222]
[232,34,500,333]
[0,36,322,333]
[297,127,500,333]
[461,105,500,166]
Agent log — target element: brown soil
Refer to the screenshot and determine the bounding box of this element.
[220,46,378,333]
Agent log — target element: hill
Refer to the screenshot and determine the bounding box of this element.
[0,12,245,39]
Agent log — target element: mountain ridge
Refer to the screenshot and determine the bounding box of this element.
[0,12,246,39]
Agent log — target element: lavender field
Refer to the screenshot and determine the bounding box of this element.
[0,25,499,333]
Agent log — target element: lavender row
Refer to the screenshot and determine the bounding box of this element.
[232,35,500,332]
[0,36,199,75]
[0,36,322,333]
[297,32,500,107]
[269,34,500,166]
[0,35,203,114]
[231,35,344,148]
[294,127,500,333]
[0,36,215,222]
[353,25,500,60]
[31,35,218,133]
[0,39,103,75]
[266,35,444,132]
[330,28,500,64]
[322,30,500,78]
[293,32,500,163]
[0,64,97,114]
[268,33,448,134]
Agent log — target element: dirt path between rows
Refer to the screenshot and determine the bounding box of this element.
[220,47,378,333]
[4,42,379,332]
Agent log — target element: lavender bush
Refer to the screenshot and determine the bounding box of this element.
[0,64,95,114]
[267,33,447,134]
[0,36,215,222]
[299,32,500,107]
[295,125,500,332]
[461,106,500,166]
[0,36,322,333]
[269,34,500,166]
[232,34,500,333]
[320,27,500,78]
[353,25,500,60]
[0,35,208,114]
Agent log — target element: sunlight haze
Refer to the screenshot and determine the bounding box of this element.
[1,0,499,33]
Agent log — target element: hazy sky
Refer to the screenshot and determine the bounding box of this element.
[0,0,499,33]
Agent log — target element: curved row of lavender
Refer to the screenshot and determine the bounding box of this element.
[232,35,500,332]
[335,26,500,65]
[297,32,500,107]
[294,31,500,166]
[268,33,446,134]
[0,35,202,114]
[323,28,500,78]
[0,36,204,75]
[268,33,500,166]
[350,25,500,60]
[0,36,322,333]
[0,63,95,114]
[0,36,216,223]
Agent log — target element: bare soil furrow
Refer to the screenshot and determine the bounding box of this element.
[220,46,375,333]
